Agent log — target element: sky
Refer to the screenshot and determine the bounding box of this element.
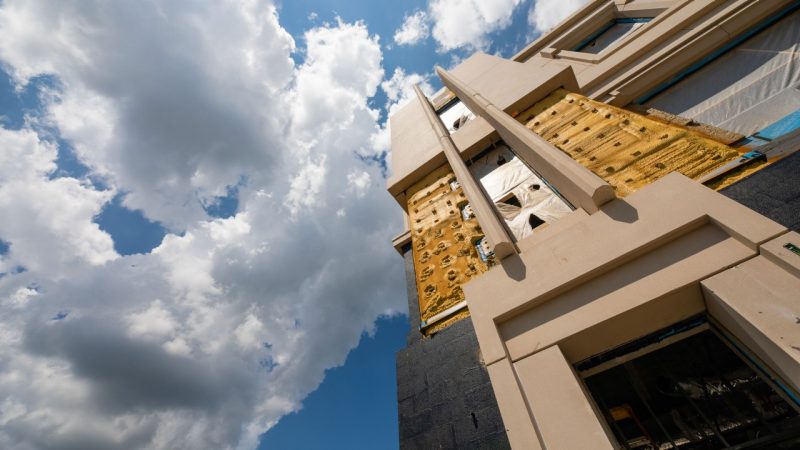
[0,1,586,449]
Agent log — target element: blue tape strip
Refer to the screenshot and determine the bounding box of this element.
[754,108,800,141]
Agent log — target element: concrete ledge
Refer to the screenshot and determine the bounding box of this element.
[387,117,498,203]
[448,53,580,115]
[465,173,790,448]
[466,173,786,366]
[703,231,800,393]
[392,229,411,255]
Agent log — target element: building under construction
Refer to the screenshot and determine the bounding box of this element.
[389,0,800,448]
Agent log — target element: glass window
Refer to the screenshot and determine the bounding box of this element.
[581,328,800,449]
[574,18,651,54]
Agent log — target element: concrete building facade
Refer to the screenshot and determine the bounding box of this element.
[390,1,800,448]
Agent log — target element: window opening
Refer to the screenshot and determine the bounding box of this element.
[784,242,800,256]
[499,193,521,208]
[528,214,545,230]
[574,18,651,54]
[582,326,800,449]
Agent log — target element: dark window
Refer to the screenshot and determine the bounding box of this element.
[582,328,800,449]
[528,214,545,230]
[574,18,651,54]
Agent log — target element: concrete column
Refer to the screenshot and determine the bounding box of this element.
[413,85,517,260]
[435,66,616,214]
[702,231,800,395]
[486,358,543,449]
[514,345,617,449]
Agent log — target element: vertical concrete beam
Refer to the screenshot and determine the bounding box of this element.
[514,346,617,449]
[435,66,616,213]
[413,85,517,259]
[486,358,543,449]
[703,231,800,394]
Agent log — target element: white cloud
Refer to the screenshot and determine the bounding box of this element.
[0,3,406,450]
[284,156,328,216]
[347,170,371,198]
[288,19,384,144]
[0,0,296,229]
[528,0,589,33]
[429,0,523,51]
[393,10,430,46]
[126,300,178,342]
[0,127,116,278]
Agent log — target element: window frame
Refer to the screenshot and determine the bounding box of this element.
[539,1,670,64]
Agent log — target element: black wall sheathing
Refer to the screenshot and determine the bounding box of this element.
[722,149,800,232]
[396,318,510,449]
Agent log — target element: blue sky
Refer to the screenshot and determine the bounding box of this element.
[0,1,583,449]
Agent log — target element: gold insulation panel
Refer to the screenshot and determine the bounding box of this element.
[407,164,489,334]
[517,89,748,196]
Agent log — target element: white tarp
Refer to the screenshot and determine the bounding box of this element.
[438,100,475,134]
[468,144,572,241]
[645,9,800,136]
[496,175,573,240]
[469,145,531,200]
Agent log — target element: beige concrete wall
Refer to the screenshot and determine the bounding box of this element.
[388,95,442,202]
[462,173,794,448]
[703,231,800,394]
[389,2,800,444]
[485,358,543,449]
[514,345,617,449]
[448,54,579,116]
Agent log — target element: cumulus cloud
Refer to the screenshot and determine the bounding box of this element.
[0,127,116,278]
[0,0,296,229]
[429,0,523,51]
[528,0,589,33]
[393,10,430,46]
[0,2,405,450]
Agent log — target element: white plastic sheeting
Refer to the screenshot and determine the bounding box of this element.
[438,100,476,134]
[644,9,800,136]
[468,144,572,241]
